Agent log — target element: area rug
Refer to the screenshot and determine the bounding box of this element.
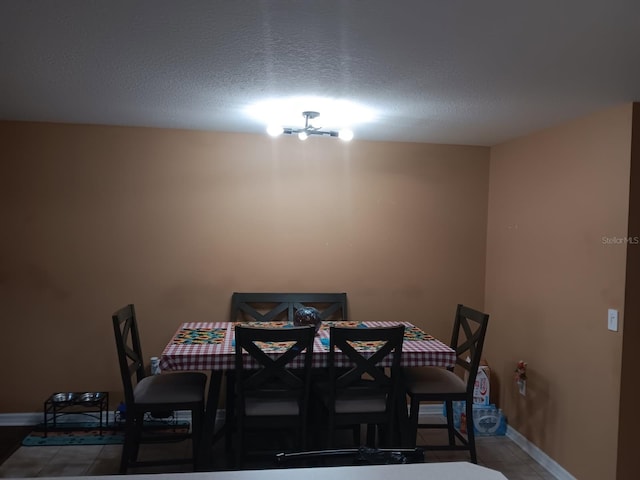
[22,421,190,447]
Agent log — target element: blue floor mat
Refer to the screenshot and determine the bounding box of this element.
[22,421,190,446]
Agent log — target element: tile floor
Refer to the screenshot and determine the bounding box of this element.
[0,420,558,479]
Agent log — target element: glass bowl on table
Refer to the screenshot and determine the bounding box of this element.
[293,307,322,334]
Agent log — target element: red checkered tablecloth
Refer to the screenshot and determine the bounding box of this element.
[160,321,456,371]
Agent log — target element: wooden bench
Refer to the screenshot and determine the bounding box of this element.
[230,292,348,322]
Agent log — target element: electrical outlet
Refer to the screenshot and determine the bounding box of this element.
[608,309,618,332]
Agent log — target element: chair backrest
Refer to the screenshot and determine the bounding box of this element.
[112,304,146,407]
[449,304,490,393]
[234,325,316,413]
[328,325,405,407]
[230,292,347,322]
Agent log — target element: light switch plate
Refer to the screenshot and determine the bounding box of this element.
[608,309,618,332]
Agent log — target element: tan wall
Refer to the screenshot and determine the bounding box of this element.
[0,121,489,413]
[485,104,632,480]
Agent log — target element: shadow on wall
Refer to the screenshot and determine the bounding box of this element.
[0,261,71,302]
[490,364,502,407]
[502,362,553,452]
[158,282,230,315]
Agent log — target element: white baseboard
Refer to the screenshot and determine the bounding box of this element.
[0,410,199,427]
[1,406,574,480]
[505,424,576,480]
[0,413,41,426]
[417,404,575,480]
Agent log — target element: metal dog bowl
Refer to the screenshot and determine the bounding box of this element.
[51,392,77,403]
[79,392,104,404]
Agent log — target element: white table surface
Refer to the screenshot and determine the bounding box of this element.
[23,462,507,480]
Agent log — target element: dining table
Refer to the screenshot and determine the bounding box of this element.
[159,320,456,468]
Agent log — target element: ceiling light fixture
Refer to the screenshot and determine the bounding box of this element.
[267,111,353,141]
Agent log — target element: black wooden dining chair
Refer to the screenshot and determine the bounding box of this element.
[231,324,316,467]
[403,304,489,463]
[112,304,207,473]
[230,292,348,322]
[316,325,405,448]
[225,292,347,451]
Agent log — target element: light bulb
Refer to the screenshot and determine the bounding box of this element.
[298,131,308,141]
[338,129,354,141]
[266,124,283,137]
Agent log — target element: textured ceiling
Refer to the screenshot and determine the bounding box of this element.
[2,0,640,146]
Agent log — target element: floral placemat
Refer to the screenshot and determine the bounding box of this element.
[320,321,367,330]
[253,341,297,352]
[233,322,304,351]
[234,321,291,329]
[172,328,226,345]
[403,325,435,341]
[345,340,385,351]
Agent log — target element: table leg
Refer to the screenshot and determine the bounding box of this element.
[394,380,413,447]
[396,393,412,447]
[196,371,223,470]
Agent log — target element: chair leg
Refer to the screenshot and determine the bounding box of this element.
[307,399,320,449]
[191,406,204,470]
[366,424,376,446]
[407,396,420,448]
[386,406,396,447]
[352,424,361,445]
[327,413,335,448]
[225,375,235,452]
[235,414,244,468]
[444,400,456,446]
[465,400,477,463]
[378,423,392,448]
[120,415,136,474]
[131,413,145,462]
[299,411,309,451]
